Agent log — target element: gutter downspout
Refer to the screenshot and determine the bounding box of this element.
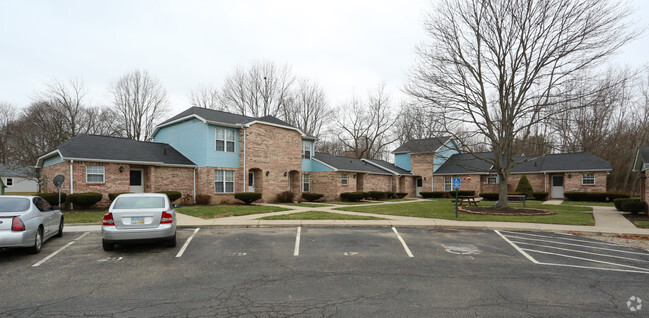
[544,172,547,192]
[396,175,400,193]
[241,124,247,192]
[69,160,74,210]
[193,167,196,204]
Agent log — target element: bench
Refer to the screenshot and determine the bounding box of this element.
[494,194,526,207]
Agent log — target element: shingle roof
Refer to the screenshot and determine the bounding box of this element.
[638,147,649,164]
[634,146,649,171]
[42,134,195,167]
[392,137,452,154]
[0,165,36,177]
[435,152,611,175]
[363,159,413,175]
[313,153,392,175]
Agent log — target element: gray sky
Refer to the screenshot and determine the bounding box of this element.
[1,0,647,117]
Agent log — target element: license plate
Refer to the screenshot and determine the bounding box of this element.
[131,217,145,224]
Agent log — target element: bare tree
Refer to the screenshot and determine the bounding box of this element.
[406,0,637,206]
[335,85,399,160]
[393,102,445,145]
[282,79,332,136]
[110,70,169,141]
[220,61,294,117]
[189,84,224,110]
[38,78,87,138]
[0,102,17,165]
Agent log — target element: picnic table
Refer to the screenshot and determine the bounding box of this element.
[456,196,479,206]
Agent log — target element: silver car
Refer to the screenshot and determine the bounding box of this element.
[0,196,64,254]
[102,193,177,251]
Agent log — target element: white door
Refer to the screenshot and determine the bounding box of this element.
[551,175,564,199]
[416,178,423,197]
[130,169,144,193]
[248,172,255,192]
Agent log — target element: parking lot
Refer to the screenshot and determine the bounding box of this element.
[1,227,648,317]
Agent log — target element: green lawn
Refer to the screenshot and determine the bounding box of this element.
[64,211,106,224]
[260,211,386,220]
[336,199,594,225]
[562,201,615,207]
[326,201,380,205]
[177,205,289,219]
[634,221,649,229]
[273,202,332,207]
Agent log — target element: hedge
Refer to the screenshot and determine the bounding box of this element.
[195,194,211,205]
[109,192,130,201]
[302,193,324,202]
[67,192,103,209]
[157,191,182,202]
[385,192,396,199]
[479,192,522,201]
[532,192,549,201]
[340,192,367,202]
[447,190,475,197]
[275,191,295,203]
[420,192,445,198]
[234,192,262,205]
[620,200,647,214]
[606,192,631,201]
[39,192,67,206]
[396,192,408,199]
[564,192,631,202]
[367,191,387,200]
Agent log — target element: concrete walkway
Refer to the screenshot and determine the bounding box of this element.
[66,199,649,235]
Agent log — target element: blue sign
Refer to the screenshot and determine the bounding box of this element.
[453,177,461,189]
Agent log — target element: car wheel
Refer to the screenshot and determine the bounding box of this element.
[166,234,177,248]
[54,217,64,238]
[30,228,43,254]
[102,240,115,251]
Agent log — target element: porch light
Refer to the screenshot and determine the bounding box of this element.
[118,166,124,173]
[284,172,287,177]
[266,171,270,177]
[568,174,572,178]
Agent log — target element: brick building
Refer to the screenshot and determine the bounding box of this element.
[633,147,649,203]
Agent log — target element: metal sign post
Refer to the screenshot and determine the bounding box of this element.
[53,175,65,208]
[453,177,461,218]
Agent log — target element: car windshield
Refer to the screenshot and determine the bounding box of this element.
[0,198,31,212]
[113,197,166,209]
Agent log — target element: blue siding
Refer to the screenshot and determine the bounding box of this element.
[43,155,64,167]
[301,140,318,171]
[205,124,240,168]
[306,159,334,172]
[433,140,460,172]
[154,119,208,166]
[395,153,411,171]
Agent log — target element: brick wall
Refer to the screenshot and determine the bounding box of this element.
[399,176,416,197]
[410,153,434,192]
[361,174,393,192]
[563,172,607,193]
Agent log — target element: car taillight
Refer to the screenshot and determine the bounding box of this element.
[160,211,173,224]
[103,212,115,226]
[11,217,25,231]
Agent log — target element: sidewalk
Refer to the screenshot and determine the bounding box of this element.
[66,199,649,235]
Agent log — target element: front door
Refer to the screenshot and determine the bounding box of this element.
[248,172,255,192]
[416,178,423,197]
[130,169,143,193]
[551,175,564,199]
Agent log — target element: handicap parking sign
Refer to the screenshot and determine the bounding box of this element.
[453,177,461,189]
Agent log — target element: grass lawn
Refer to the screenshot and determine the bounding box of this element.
[177,205,289,219]
[260,211,387,220]
[562,201,615,207]
[635,221,649,229]
[336,199,594,225]
[273,203,332,207]
[64,211,106,224]
[326,201,380,205]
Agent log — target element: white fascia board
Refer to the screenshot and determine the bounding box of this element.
[338,169,393,176]
[35,149,63,168]
[361,159,398,175]
[632,149,642,172]
[312,158,337,171]
[244,120,315,139]
[433,172,488,176]
[152,114,208,137]
[59,157,196,168]
[204,120,246,129]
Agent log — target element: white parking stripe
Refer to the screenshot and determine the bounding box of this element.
[392,227,414,258]
[501,230,622,247]
[294,227,301,256]
[511,240,649,263]
[505,235,649,255]
[33,232,89,267]
[494,230,539,264]
[176,228,200,258]
[522,248,649,273]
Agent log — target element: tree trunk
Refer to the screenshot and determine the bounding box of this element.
[497,173,509,208]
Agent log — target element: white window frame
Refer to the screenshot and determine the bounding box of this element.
[444,176,452,191]
[486,176,498,184]
[215,127,236,153]
[582,173,595,185]
[341,173,348,185]
[302,174,310,192]
[215,170,235,193]
[86,165,105,183]
[302,141,311,159]
[5,178,13,187]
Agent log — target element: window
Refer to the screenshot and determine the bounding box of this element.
[302,174,310,192]
[444,177,452,191]
[341,174,348,185]
[215,170,235,193]
[5,178,13,187]
[215,128,235,152]
[86,165,105,183]
[582,173,595,185]
[33,197,52,212]
[487,176,498,184]
[302,141,311,159]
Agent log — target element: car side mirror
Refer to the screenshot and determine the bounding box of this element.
[172,204,180,209]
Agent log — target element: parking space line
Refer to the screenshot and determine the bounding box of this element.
[392,227,414,258]
[494,230,539,264]
[522,248,649,273]
[294,227,301,256]
[176,228,200,258]
[501,230,622,247]
[511,240,649,263]
[33,232,89,267]
[504,235,648,255]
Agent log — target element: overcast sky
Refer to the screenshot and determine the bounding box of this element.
[1,0,647,117]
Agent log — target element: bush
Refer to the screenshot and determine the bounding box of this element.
[157,191,182,202]
[613,198,630,211]
[606,192,631,201]
[420,192,444,198]
[340,192,367,202]
[396,192,408,199]
[108,192,130,201]
[385,192,396,199]
[234,192,262,205]
[532,192,549,201]
[39,192,67,206]
[302,192,324,202]
[515,175,534,197]
[564,192,608,202]
[275,191,295,203]
[67,192,103,209]
[367,191,387,200]
[195,194,211,205]
[620,199,647,215]
[180,194,195,205]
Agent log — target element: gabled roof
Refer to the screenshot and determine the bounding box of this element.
[633,146,649,171]
[313,153,393,175]
[36,134,196,167]
[392,136,452,154]
[434,152,611,175]
[154,107,316,139]
[0,164,36,177]
[362,159,413,175]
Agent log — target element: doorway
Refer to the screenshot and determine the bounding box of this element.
[248,171,255,192]
[551,175,564,199]
[416,178,423,197]
[130,169,143,193]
